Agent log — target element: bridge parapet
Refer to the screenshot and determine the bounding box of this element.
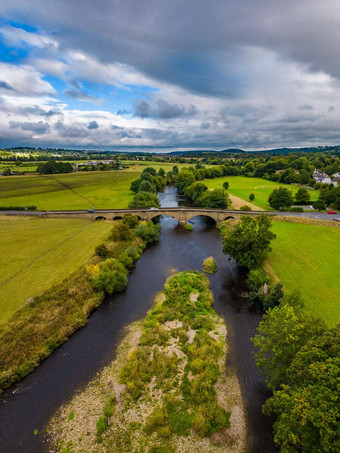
[2,207,272,223]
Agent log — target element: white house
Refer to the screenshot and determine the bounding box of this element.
[331,172,340,187]
[313,169,331,185]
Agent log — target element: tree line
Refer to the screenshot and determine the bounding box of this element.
[220,215,339,452]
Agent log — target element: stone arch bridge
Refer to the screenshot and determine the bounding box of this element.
[23,207,269,225]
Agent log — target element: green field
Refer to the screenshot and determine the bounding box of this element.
[0,216,112,322]
[267,220,340,326]
[204,176,318,210]
[0,164,192,210]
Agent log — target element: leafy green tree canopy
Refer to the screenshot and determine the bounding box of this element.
[138,180,156,193]
[222,215,276,269]
[295,187,310,204]
[198,188,230,209]
[268,187,294,210]
[263,326,340,453]
[129,192,160,209]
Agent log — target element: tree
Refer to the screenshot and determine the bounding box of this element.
[92,258,128,294]
[185,182,208,203]
[129,192,160,209]
[222,215,276,269]
[142,167,157,176]
[268,187,294,210]
[263,326,340,453]
[295,187,310,204]
[222,181,229,190]
[249,193,255,201]
[175,169,196,193]
[313,199,326,211]
[92,268,128,294]
[2,167,11,176]
[158,168,165,177]
[252,300,325,390]
[172,165,179,175]
[138,180,155,193]
[130,179,142,193]
[198,188,230,209]
[110,223,133,241]
[135,221,161,243]
[122,214,140,228]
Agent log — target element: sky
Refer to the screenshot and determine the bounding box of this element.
[1,0,340,151]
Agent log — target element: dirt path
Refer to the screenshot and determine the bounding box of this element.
[229,194,265,211]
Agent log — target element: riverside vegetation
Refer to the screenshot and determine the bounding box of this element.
[220,214,340,453]
[49,271,246,453]
[0,215,160,392]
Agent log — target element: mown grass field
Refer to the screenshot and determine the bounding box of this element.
[204,176,318,210]
[267,220,340,326]
[0,163,192,210]
[0,216,112,323]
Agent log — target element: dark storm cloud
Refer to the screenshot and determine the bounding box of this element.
[87,120,99,129]
[116,109,130,115]
[3,0,340,96]
[134,100,150,118]
[62,127,88,138]
[17,106,59,116]
[9,120,50,134]
[157,100,197,119]
[135,99,198,119]
[64,89,98,103]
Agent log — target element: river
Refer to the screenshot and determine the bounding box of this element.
[0,185,276,453]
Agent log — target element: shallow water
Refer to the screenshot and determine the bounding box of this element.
[0,187,276,453]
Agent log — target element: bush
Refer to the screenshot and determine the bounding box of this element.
[313,199,326,211]
[249,193,255,201]
[240,205,251,211]
[184,223,194,231]
[92,267,128,294]
[122,214,140,229]
[135,221,161,244]
[290,206,304,212]
[203,257,217,273]
[222,181,229,190]
[95,243,110,257]
[110,223,133,241]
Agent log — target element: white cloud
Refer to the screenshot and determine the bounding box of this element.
[0,63,55,96]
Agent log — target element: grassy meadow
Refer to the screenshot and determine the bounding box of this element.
[267,220,340,326]
[204,176,318,210]
[0,216,112,323]
[0,163,192,210]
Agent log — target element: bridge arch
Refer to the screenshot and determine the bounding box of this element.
[113,215,123,220]
[186,214,217,224]
[149,213,180,223]
[224,215,235,220]
[95,216,107,220]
